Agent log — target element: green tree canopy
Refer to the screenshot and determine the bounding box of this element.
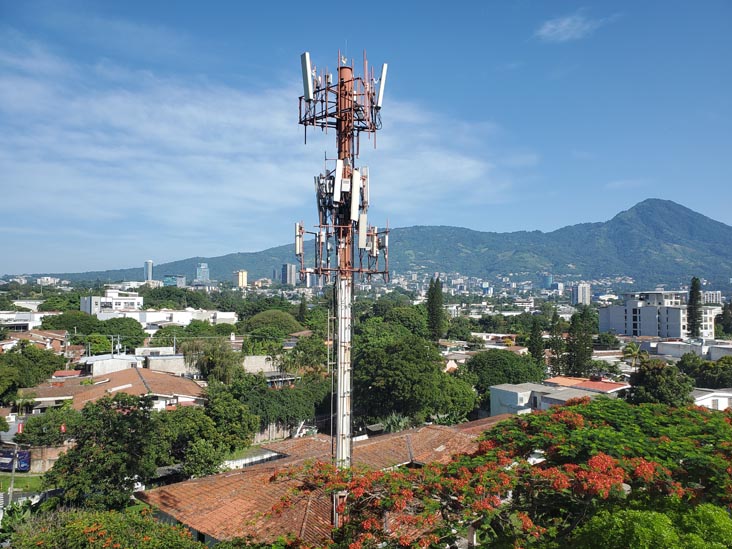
[458,349,545,407]
[625,359,694,407]
[41,310,103,336]
[43,394,159,510]
[384,305,429,339]
[527,316,545,364]
[566,306,596,376]
[179,338,241,383]
[687,276,702,338]
[573,505,732,549]
[155,406,222,465]
[426,277,446,341]
[9,508,206,549]
[290,334,328,373]
[353,332,474,424]
[245,310,302,341]
[678,353,732,389]
[14,405,80,447]
[0,343,66,404]
[204,380,260,451]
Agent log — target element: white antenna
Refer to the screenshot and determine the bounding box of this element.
[333,159,344,203]
[301,52,314,102]
[350,169,360,222]
[358,214,368,248]
[295,223,303,255]
[376,63,388,109]
[361,166,369,210]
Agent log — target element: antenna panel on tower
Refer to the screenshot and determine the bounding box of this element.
[350,170,360,222]
[376,63,388,109]
[358,214,368,248]
[333,159,344,203]
[301,52,314,102]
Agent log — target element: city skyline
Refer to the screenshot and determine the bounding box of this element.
[2,1,730,273]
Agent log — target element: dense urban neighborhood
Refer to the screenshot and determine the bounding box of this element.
[2,261,732,546]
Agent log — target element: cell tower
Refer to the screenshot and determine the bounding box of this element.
[296,51,389,471]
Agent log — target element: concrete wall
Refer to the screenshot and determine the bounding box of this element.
[29,443,72,473]
[145,355,196,376]
[709,345,732,361]
[243,355,273,374]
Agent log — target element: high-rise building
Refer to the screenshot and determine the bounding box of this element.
[572,283,591,306]
[234,270,248,288]
[144,260,154,281]
[281,263,297,286]
[196,263,210,283]
[541,273,553,289]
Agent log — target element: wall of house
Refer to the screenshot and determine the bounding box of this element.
[29,443,72,473]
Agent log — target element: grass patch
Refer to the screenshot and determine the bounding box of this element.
[0,472,44,492]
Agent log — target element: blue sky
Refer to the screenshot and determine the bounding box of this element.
[1,1,730,274]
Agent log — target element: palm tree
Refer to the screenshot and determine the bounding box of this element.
[12,393,36,416]
[622,342,649,370]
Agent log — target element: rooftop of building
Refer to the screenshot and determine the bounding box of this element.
[137,417,512,544]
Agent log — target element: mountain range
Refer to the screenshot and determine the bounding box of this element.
[29,199,732,288]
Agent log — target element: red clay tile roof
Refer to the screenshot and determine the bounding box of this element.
[52,370,81,378]
[573,380,629,393]
[139,418,505,543]
[22,368,203,409]
[72,368,203,410]
[543,376,589,387]
[21,377,89,400]
[452,414,513,436]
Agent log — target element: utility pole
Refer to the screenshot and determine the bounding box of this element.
[296,50,390,480]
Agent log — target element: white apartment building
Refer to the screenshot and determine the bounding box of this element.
[571,283,591,306]
[702,290,722,304]
[80,290,144,315]
[96,308,237,331]
[599,291,721,339]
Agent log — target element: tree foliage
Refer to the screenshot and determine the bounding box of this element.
[290,335,328,373]
[246,310,302,342]
[204,380,260,452]
[677,353,732,389]
[354,332,475,424]
[14,405,80,447]
[155,406,222,465]
[716,302,732,337]
[687,276,702,338]
[9,508,206,549]
[43,394,159,510]
[624,359,694,407]
[573,505,732,549]
[266,398,732,548]
[527,317,545,365]
[0,342,66,404]
[179,338,241,383]
[565,307,595,376]
[459,349,545,408]
[548,310,566,377]
[426,278,445,341]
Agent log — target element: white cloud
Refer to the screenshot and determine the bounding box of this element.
[535,13,612,43]
[0,30,537,273]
